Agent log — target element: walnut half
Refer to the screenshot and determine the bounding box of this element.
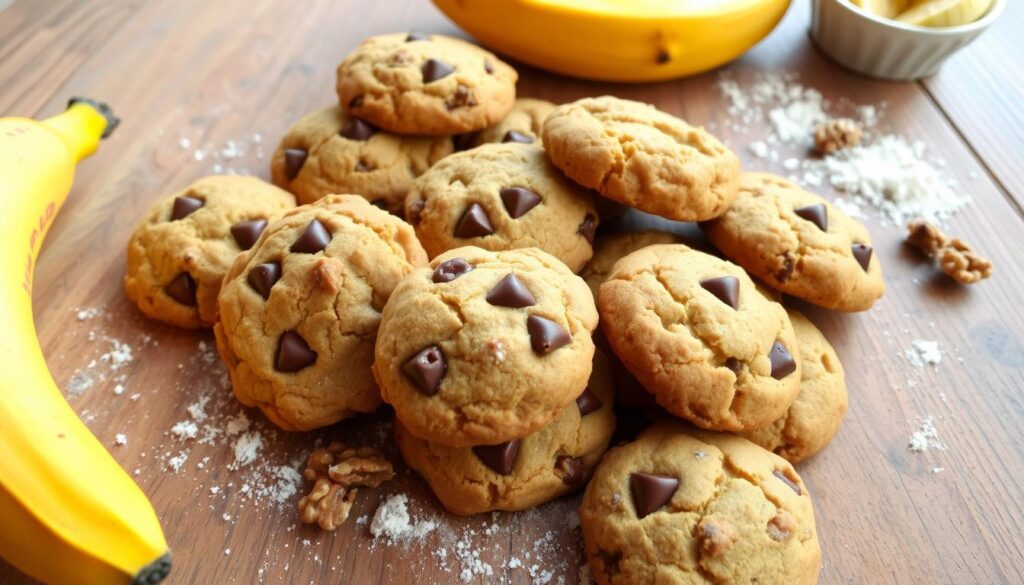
[905,220,992,285]
[297,442,394,531]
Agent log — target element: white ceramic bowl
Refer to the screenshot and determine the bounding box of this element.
[810,0,1006,80]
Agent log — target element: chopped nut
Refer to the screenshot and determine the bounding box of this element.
[905,221,992,284]
[298,442,393,531]
[298,478,358,531]
[906,220,947,257]
[813,118,862,155]
[767,511,797,542]
[698,519,735,556]
[311,258,345,293]
[328,448,394,487]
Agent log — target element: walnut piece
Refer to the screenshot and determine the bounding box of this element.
[298,478,358,531]
[813,118,862,155]
[297,442,394,531]
[906,220,947,257]
[698,519,735,556]
[767,511,797,542]
[905,220,992,284]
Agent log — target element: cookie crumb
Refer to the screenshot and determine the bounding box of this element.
[813,118,862,154]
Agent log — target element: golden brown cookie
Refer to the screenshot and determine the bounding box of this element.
[406,143,598,272]
[373,246,598,447]
[542,96,740,221]
[580,421,821,585]
[214,195,427,431]
[270,104,453,214]
[337,33,517,135]
[468,98,556,148]
[599,244,801,431]
[395,350,616,515]
[741,309,848,463]
[124,176,295,329]
[581,230,684,300]
[702,172,884,312]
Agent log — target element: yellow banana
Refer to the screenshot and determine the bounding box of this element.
[0,100,171,584]
[432,0,791,82]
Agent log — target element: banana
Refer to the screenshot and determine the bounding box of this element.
[432,0,791,82]
[0,100,171,584]
[895,0,994,26]
[851,0,915,19]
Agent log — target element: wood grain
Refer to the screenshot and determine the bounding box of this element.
[1,0,1023,583]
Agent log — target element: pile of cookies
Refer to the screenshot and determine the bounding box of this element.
[123,31,887,585]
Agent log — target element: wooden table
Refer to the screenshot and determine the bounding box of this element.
[2,0,1023,583]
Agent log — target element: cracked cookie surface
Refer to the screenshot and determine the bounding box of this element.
[214,195,427,431]
[580,421,821,585]
[702,172,884,312]
[395,350,616,515]
[581,230,684,301]
[406,143,598,272]
[125,175,295,329]
[337,33,517,135]
[542,96,740,221]
[271,104,453,214]
[598,244,800,431]
[468,98,556,148]
[374,246,598,447]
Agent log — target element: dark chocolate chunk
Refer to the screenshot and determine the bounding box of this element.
[446,84,477,111]
[502,130,534,144]
[577,213,597,244]
[422,58,454,83]
[341,118,376,141]
[454,203,494,238]
[699,276,740,310]
[283,148,307,180]
[171,196,203,221]
[725,357,742,374]
[290,219,331,254]
[355,160,374,172]
[407,199,425,226]
[432,258,473,283]
[247,262,281,300]
[527,315,571,355]
[775,253,795,283]
[555,456,585,485]
[473,440,520,475]
[852,243,873,271]
[348,95,364,109]
[576,388,602,416]
[402,345,446,396]
[484,59,494,74]
[164,272,197,306]
[630,472,679,518]
[486,273,536,308]
[275,331,317,372]
[773,469,802,495]
[500,187,542,219]
[769,341,797,380]
[231,219,268,250]
[794,204,828,232]
[406,31,430,42]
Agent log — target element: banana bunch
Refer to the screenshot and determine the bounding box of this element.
[0,100,171,584]
[432,0,791,82]
[853,0,994,26]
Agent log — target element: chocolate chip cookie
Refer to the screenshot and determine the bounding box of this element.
[598,244,801,431]
[214,195,428,431]
[701,172,884,312]
[124,176,295,329]
[406,142,598,272]
[542,96,740,221]
[468,98,556,148]
[580,421,821,585]
[270,104,453,214]
[395,350,616,515]
[337,33,517,135]
[741,309,848,463]
[373,246,598,447]
[581,230,684,301]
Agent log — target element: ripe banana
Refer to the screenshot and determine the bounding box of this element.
[895,0,994,27]
[432,0,791,82]
[0,100,171,584]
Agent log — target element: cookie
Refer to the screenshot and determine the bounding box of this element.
[468,98,555,148]
[581,230,684,300]
[598,244,801,431]
[395,350,616,515]
[214,195,427,431]
[580,421,821,585]
[405,143,598,272]
[337,33,517,135]
[373,246,598,447]
[270,105,453,214]
[542,96,740,221]
[124,176,295,329]
[741,309,847,463]
[701,172,884,312]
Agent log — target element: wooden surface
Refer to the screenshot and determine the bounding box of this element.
[2,0,1024,583]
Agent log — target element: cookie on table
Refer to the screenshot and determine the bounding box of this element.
[270,105,453,214]
[374,246,598,447]
[542,96,740,221]
[599,244,801,431]
[405,143,598,272]
[581,230,683,300]
[337,32,517,135]
[741,309,848,463]
[395,350,616,515]
[580,421,821,585]
[214,195,427,431]
[124,176,295,329]
[701,172,884,312]
[468,98,556,148]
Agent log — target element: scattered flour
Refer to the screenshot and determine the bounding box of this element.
[76,307,102,321]
[114,433,127,446]
[906,339,942,367]
[232,432,264,468]
[171,421,199,440]
[908,417,944,452]
[370,494,437,542]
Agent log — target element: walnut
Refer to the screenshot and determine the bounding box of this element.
[813,118,862,154]
[905,221,992,284]
[698,519,734,556]
[906,220,947,257]
[298,442,394,531]
[767,511,797,542]
[298,478,358,531]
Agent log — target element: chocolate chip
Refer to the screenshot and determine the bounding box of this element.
[794,203,828,232]
[348,95,364,109]
[486,273,536,308]
[452,133,476,151]
[432,258,473,283]
[355,160,374,172]
[231,219,268,250]
[406,31,430,42]
[576,388,602,416]
[473,440,520,475]
[773,469,802,495]
[699,276,740,310]
[725,357,742,374]
[275,331,317,372]
[769,341,796,379]
[283,148,307,180]
[852,243,873,271]
[164,272,197,306]
[555,456,585,485]
[774,253,795,283]
[577,214,597,244]
[527,315,571,355]
[171,196,203,221]
[629,472,679,518]
[500,187,542,219]
[407,199,425,226]
[502,130,534,144]
[247,262,281,300]
[446,84,477,111]
[340,118,376,141]
[422,58,454,83]
[402,345,446,395]
[290,219,331,254]
[656,49,671,64]
[454,203,494,238]
[484,60,494,74]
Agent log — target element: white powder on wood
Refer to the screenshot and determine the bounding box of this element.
[232,432,263,467]
[370,494,437,541]
[114,433,127,446]
[906,339,942,367]
[171,421,198,440]
[908,417,944,452]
